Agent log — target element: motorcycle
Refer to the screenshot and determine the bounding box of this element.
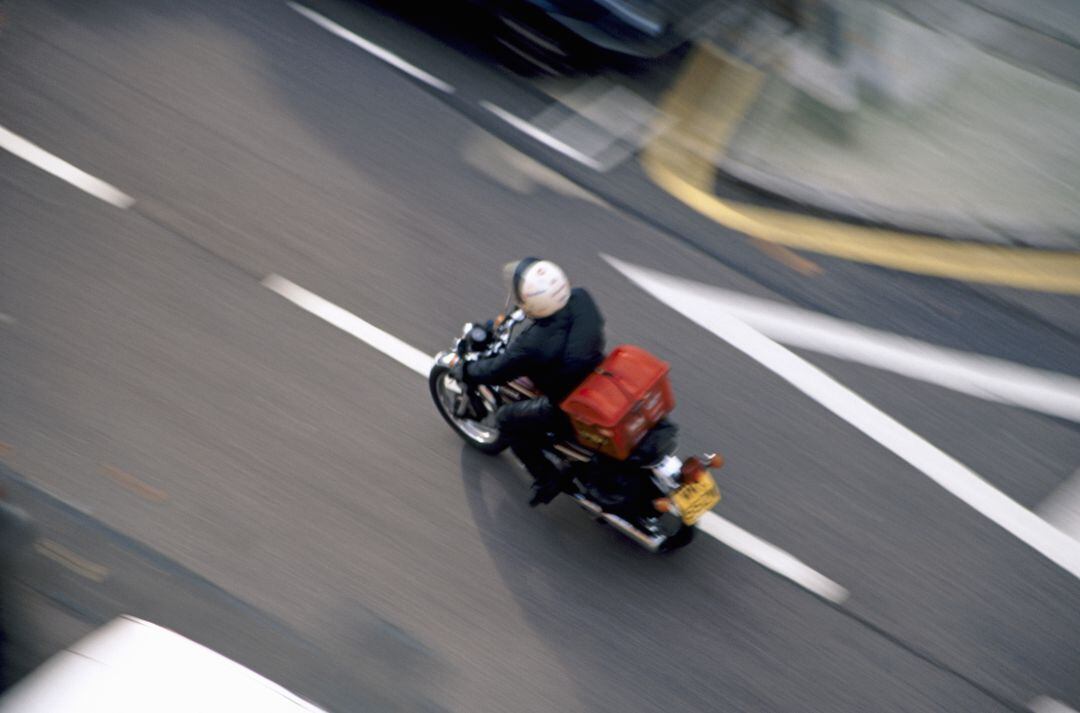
[429,310,724,552]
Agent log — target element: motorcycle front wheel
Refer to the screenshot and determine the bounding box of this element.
[429,364,510,455]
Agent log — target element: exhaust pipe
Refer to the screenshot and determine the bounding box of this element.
[571,494,665,552]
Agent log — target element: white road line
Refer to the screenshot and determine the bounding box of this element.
[0,124,134,208]
[1030,696,1080,713]
[1038,469,1080,540]
[621,276,1080,423]
[262,274,433,376]
[286,2,454,94]
[604,255,1080,581]
[262,274,845,600]
[697,512,848,602]
[481,102,604,170]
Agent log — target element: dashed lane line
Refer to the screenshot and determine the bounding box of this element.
[696,512,848,602]
[286,2,454,94]
[481,102,604,171]
[0,123,134,208]
[262,274,433,377]
[262,273,848,603]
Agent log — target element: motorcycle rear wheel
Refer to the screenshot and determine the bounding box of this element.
[658,524,695,553]
[429,364,510,455]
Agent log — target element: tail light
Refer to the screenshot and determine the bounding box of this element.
[681,469,704,484]
[679,453,725,484]
[680,457,704,484]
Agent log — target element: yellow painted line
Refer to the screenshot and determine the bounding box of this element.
[643,45,1080,295]
[35,538,109,582]
[659,45,765,158]
[102,465,169,503]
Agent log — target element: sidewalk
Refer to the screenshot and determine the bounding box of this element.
[710,0,1080,248]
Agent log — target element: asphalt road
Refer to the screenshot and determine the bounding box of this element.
[1,0,1079,711]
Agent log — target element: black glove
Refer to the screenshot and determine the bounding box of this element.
[449,361,472,418]
[449,360,469,384]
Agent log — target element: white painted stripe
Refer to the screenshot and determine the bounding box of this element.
[604,255,1080,581]
[262,274,433,376]
[697,512,849,602]
[286,2,454,93]
[0,124,134,208]
[650,279,1080,423]
[1038,469,1080,540]
[495,38,562,77]
[481,102,604,170]
[1030,696,1080,713]
[263,272,843,601]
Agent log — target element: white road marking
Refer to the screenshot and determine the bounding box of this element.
[286,2,455,94]
[604,255,1080,581]
[529,79,668,172]
[461,130,611,208]
[1038,469,1080,540]
[697,512,848,602]
[262,274,433,376]
[262,273,845,600]
[0,124,134,208]
[481,102,604,170]
[1030,696,1080,713]
[616,275,1080,423]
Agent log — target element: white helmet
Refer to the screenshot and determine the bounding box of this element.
[503,258,571,318]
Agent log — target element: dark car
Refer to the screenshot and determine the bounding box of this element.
[475,0,716,72]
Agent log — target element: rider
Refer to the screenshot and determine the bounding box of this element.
[452,258,605,506]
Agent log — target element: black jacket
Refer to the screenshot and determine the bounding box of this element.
[466,288,605,403]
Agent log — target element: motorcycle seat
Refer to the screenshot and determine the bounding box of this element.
[506,377,540,399]
[553,441,594,462]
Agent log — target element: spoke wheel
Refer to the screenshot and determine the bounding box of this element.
[430,365,510,455]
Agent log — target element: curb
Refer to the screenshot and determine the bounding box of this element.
[715,156,1080,252]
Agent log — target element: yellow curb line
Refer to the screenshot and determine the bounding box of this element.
[102,465,169,503]
[35,538,109,582]
[642,46,1080,295]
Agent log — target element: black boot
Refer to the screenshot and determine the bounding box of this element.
[528,477,563,507]
[510,438,566,507]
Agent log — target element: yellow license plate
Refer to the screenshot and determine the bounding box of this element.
[671,471,721,525]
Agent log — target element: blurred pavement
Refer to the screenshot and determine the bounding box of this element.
[700,0,1080,247]
[2,0,1079,710]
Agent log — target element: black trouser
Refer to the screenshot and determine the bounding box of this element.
[495,397,566,485]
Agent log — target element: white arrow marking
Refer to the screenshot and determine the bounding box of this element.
[1030,696,1080,713]
[1039,468,1080,541]
[617,266,1080,422]
[604,254,1080,581]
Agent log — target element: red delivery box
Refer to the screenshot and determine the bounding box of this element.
[560,345,675,460]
